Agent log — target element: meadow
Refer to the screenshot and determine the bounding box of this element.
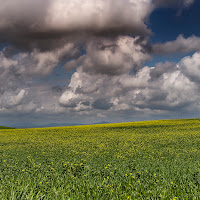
[1,119,200,199]
[0,126,14,129]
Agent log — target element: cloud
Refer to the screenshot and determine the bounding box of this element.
[153,35,200,55]
[45,0,153,36]
[59,90,80,108]
[59,52,200,113]
[0,89,27,108]
[179,52,200,82]
[0,0,199,126]
[3,49,200,117]
[0,0,195,51]
[1,49,200,126]
[92,98,113,110]
[0,0,155,50]
[0,51,25,94]
[0,43,79,79]
[18,43,80,76]
[65,36,151,75]
[0,43,79,115]
[150,62,178,79]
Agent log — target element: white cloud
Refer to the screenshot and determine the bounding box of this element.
[59,90,80,107]
[153,35,200,55]
[179,52,200,82]
[0,0,195,51]
[45,0,153,35]
[60,52,200,114]
[0,89,27,108]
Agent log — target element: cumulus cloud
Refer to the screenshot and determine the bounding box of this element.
[0,52,25,94]
[2,40,200,118]
[0,89,27,108]
[0,0,155,50]
[0,42,79,86]
[59,52,200,114]
[179,52,200,82]
[150,62,178,79]
[66,36,151,75]
[17,43,80,76]
[45,0,153,35]
[0,44,76,113]
[59,90,80,108]
[153,35,200,55]
[0,0,195,50]
[0,0,199,126]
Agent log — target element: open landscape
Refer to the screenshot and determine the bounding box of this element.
[1,119,200,199]
[1,0,200,199]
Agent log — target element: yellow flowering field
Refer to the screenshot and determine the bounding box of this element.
[1,119,200,199]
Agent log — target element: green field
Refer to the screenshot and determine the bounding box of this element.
[0,126,14,129]
[1,119,200,199]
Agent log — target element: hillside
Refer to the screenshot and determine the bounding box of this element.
[0,126,14,129]
[1,118,200,199]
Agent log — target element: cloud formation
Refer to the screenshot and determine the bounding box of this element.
[0,0,154,50]
[153,35,200,55]
[0,0,199,126]
[179,52,200,82]
[0,0,195,50]
[59,51,200,115]
[0,89,27,109]
[66,36,151,75]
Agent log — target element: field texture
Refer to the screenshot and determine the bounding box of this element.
[1,119,200,199]
[0,126,14,129]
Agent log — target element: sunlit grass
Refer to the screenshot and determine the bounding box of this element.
[1,119,200,199]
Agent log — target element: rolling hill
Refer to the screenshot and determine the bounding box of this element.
[0,126,14,129]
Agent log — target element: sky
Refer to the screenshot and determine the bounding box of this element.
[1,0,200,128]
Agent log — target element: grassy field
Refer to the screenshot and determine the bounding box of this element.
[1,119,200,199]
[0,126,14,129]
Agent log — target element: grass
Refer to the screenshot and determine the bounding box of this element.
[0,118,200,199]
[0,126,14,129]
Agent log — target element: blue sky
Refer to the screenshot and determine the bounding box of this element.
[150,1,200,43]
[148,0,200,66]
[0,0,200,128]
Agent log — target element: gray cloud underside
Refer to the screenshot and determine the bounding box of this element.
[0,0,195,50]
[153,35,200,55]
[0,0,153,50]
